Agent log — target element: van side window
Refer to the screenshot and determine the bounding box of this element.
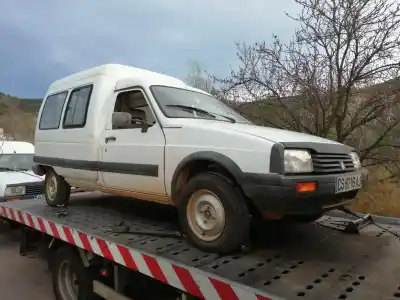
[39,91,68,130]
[63,85,93,128]
[113,90,155,129]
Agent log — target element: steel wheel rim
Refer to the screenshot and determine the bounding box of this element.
[186,189,226,242]
[58,260,79,300]
[46,173,57,201]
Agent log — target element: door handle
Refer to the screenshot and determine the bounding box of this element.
[105,136,116,143]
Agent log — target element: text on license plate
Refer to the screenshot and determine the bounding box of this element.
[335,174,362,194]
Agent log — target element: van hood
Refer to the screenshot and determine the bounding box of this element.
[217,122,342,145]
[0,171,44,186]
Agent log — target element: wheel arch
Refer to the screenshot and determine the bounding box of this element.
[32,164,53,176]
[170,151,244,204]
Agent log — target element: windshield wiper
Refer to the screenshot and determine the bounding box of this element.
[166,104,236,123]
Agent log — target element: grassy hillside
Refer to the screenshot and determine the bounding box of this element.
[0,92,42,141]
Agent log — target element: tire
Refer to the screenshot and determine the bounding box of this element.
[51,247,101,300]
[178,173,250,254]
[45,169,71,207]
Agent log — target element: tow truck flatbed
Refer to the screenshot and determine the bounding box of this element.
[1,192,399,300]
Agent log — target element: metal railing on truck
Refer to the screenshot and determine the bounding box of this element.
[0,192,399,300]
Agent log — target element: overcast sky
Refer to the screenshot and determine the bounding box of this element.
[0,0,299,98]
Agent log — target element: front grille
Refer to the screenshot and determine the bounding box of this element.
[312,153,355,174]
[25,182,45,196]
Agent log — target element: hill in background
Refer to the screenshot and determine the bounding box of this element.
[0,92,42,141]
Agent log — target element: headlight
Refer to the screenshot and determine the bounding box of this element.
[284,150,313,173]
[4,186,26,196]
[349,152,361,169]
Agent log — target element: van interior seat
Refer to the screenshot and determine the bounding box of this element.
[130,109,146,123]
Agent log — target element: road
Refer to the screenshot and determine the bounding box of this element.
[0,227,53,300]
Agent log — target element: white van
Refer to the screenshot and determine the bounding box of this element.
[32,64,362,253]
[0,141,45,201]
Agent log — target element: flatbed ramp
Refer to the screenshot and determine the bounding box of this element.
[0,192,399,300]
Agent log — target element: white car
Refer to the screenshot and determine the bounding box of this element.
[0,141,45,201]
[32,64,363,254]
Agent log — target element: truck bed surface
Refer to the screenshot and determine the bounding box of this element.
[1,192,399,300]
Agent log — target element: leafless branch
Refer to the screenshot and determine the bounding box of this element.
[211,0,400,176]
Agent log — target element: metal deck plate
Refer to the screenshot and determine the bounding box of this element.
[3,192,400,300]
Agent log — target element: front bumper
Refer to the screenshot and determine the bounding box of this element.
[241,171,362,217]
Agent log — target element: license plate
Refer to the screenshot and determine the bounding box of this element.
[335,174,362,194]
[35,194,44,200]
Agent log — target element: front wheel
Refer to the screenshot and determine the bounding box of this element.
[45,169,71,207]
[178,173,250,254]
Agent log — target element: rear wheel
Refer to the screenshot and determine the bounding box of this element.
[51,247,101,300]
[45,169,71,207]
[178,173,250,254]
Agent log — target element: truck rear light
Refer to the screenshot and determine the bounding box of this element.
[296,182,316,193]
[100,268,108,277]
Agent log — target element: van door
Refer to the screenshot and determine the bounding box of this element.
[98,88,168,204]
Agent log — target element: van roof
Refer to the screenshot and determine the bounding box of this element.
[0,141,34,154]
[49,64,187,91]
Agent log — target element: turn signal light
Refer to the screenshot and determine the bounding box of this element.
[296,182,316,193]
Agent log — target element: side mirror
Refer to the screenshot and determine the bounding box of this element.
[112,112,131,129]
[111,111,149,133]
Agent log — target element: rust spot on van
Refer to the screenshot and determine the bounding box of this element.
[67,181,172,205]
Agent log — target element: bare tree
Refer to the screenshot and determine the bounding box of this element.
[213,0,400,171]
[185,60,220,95]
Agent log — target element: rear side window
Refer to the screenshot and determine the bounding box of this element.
[63,85,93,128]
[39,91,68,130]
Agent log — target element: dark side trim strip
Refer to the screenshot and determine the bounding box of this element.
[33,156,158,177]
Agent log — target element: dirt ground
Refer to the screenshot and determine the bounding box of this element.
[0,229,53,300]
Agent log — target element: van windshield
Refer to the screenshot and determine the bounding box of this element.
[0,154,35,171]
[150,85,252,124]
